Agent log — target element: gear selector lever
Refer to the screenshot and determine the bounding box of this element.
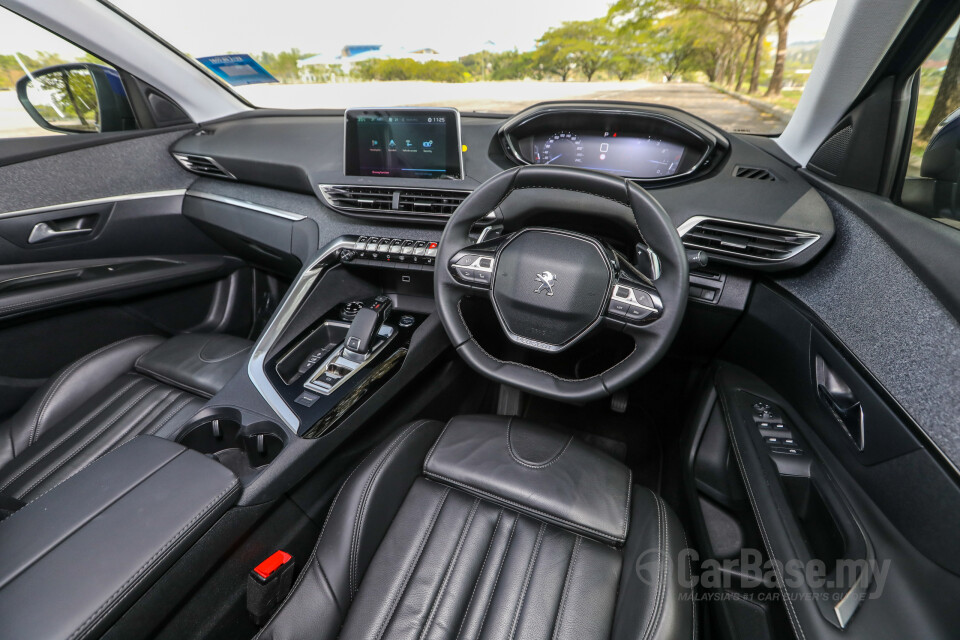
[342,296,392,362]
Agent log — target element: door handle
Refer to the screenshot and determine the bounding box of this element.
[28,216,96,244]
[815,355,865,450]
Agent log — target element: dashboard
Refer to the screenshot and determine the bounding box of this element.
[170,101,834,275]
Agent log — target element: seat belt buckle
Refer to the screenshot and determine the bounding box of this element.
[247,550,295,626]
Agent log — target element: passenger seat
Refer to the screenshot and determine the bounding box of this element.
[0,333,251,504]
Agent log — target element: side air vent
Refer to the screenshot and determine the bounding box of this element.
[733,165,776,181]
[680,217,819,263]
[172,153,235,179]
[319,185,470,219]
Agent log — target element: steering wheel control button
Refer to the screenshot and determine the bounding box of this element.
[608,299,630,318]
[626,305,653,321]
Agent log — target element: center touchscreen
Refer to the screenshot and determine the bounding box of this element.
[344,108,463,179]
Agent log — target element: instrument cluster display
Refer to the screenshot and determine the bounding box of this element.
[499,106,718,184]
[529,130,686,178]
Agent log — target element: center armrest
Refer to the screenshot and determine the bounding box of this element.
[0,435,239,640]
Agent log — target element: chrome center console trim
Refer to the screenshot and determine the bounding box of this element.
[247,236,354,432]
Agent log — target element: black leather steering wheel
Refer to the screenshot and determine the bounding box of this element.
[435,165,688,402]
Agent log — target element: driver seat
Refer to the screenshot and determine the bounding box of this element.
[257,415,695,640]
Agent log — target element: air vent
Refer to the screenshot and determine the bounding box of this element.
[680,217,819,263]
[733,165,776,181]
[319,185,470,218]
[172,153,235,179]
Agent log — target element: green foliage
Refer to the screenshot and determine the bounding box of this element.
[254,49,311,82]
[536,18,615,81]
[352,58,470,83]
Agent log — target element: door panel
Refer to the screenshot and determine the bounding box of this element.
[0,130,257,420]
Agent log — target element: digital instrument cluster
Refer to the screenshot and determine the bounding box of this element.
[529,131,687,178]
[499,105,719,184]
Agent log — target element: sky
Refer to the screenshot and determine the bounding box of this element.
[3,1,838,60]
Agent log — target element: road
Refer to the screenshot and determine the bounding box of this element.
[0,81,784,138]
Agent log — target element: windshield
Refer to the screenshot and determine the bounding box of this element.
[112,0,836,134]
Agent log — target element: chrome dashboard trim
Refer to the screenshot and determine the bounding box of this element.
[0,189,186,220]
[317,183,471,218]
[184,191,307,221]
[247,236,354,432]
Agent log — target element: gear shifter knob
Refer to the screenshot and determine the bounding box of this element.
[343,308,380,357]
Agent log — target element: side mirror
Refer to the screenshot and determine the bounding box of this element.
[15,63,136,134]
[920,107,960,182]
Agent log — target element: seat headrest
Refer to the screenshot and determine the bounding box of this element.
[135,333,251,397]
[423,415,632,545]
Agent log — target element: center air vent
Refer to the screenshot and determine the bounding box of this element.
[680,217,819,263]
[172,153,235,179]
[319,185,470,219]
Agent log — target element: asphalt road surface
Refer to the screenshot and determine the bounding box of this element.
[0,81,784,138]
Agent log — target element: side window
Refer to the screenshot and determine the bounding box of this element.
[902,20,960,228]
[0,7,137,138]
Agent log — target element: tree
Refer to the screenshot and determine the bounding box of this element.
[764,0,814,95]
[536,19,614,81]
[920,36,960,140]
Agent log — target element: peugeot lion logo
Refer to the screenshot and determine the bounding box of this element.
[534,271,558,296]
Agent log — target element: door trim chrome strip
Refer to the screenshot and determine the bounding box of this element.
[0,189,187,220]
[246,236,354,432]
[185,191,307,221]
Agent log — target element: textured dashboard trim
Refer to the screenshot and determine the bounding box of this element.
[777,194,960,470]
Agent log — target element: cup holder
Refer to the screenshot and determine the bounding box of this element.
[177,412,286,476]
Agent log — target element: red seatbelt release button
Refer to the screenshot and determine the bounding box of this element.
[253,550,292,582]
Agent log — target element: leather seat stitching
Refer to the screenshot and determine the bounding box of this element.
[423,418,455,470]
[374,486,450,640]
[424,470,624,544]
[475,515,518,639]
[623,472,633,540]
[29,335,154,446]
[66,478,240,640]
[350,419,434,596]
[639,491,665,640]
[681,526,696,640]
[507,522,546,640]
[643,494,669,640]
[506,418,574,469]
[18,382,160,498]
[0,377,141,493]
[455,509,504,640]
[419,498,480,640]
[253,440,385,639]
[550,535,582,640]
[146,393,196,436]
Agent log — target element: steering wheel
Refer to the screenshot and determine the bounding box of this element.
[435,165,689,403]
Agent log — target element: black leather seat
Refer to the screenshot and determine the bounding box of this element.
[0,333,251,503]
[258,415,695,640]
